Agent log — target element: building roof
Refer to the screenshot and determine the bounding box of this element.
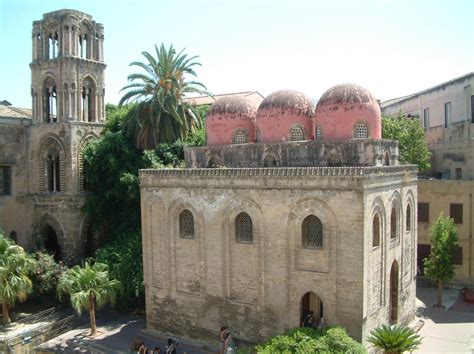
[381,72,474,109]
[0,101,32,120]
[184,91,264,106]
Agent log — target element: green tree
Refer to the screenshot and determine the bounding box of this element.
[95,231,143,309]
[119,43,210,149]
[423,213,459,307]
[367,324,422,354]
[57,261,122,336]
[382,112,431,171]
[0,233,33,324]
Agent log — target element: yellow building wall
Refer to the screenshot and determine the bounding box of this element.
[418,180,474,284]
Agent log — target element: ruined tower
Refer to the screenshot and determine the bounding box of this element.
[28,10,106,262]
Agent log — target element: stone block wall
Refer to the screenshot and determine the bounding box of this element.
[185,139,399,169]
[140,165,417,344]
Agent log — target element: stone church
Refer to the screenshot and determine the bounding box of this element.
[140,87,418,343]
[0,9,105,262]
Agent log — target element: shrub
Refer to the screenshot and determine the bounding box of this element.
[367,324,422,353]
[255,326,365,353]
[30,251,68,295]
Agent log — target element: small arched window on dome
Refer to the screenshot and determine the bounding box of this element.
[235,212,253,243]
[315,126,322,140]
[179,209,195,239]
[354,123,368,139]
[302,215,323,249]
[384,151,390,166]
[373,213,381,247]
[232,128,248,144]
[263,154,277,167]
[289,126,305,141]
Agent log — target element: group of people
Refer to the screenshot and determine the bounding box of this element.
[130,336,178,354]
[301,311,326,331]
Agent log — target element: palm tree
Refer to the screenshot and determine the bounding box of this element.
[367,324,422,354]
[119,43,210,149]
[57,261,122,336]
[0,233,33,324]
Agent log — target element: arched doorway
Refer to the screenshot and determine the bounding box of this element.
[41,224,62,262]
[300,292,323,327]
[389,261,399,324]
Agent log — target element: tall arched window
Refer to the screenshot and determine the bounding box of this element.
[372,213,381,247]
[47,31,59,59]
[289,126,304,141]
[46,153,61,192]
[232,129,248,144]
[179,209,195,239]
[79,34,88,59]
[406,204,411,232]
[81,78,96,122]
[235,212,253,243]
[390,207,398,239]
[43,77,57,123]
[302,215,323,249]
[354,123,368,138]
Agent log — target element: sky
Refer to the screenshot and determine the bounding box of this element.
[0,0,473,108]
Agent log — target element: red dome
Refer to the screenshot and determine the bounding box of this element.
[256,90,314,143]
[314,84,381,140]
[205,96,257,146]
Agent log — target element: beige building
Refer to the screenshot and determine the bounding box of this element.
[141,86,417,345]
[0,9,105,262]
[382,73,474,285]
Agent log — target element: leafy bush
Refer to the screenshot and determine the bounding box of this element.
[255,326,365,353]
[29,251,68,295]
[95,230,144,309]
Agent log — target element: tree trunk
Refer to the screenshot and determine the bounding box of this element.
[89,293,97,336]
[437,280,443,307]
[1,302,10,324]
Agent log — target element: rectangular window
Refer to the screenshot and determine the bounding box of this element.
[450,203,463,224]
[0,166,11,195]
[471,95,474,123]
[454,246,463,265]
[417,244,431,275]
[423,108,430,130]
[444,102,451,128]
[418,202,429,223]
[455,168,462,180]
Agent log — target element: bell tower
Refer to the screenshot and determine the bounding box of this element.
[28,10,105,262]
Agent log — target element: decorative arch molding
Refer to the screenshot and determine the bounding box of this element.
[222,196,265,305]
[38,134,67,193]
[389,190,403,241]
[403,188,416,286]
[79,72,99,90]
[76,133,98,192]
[287,198,337,274]
[167,196,206,296]
[42,72,58,85]
[369,196,386,312]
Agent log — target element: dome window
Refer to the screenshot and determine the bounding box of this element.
[232,129,248,144]
[289,126,305,141]
[354,123,368,139]
[315,126,322,140]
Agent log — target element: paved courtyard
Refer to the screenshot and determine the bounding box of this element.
[415,284,474,353]
[36,282,474,353]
